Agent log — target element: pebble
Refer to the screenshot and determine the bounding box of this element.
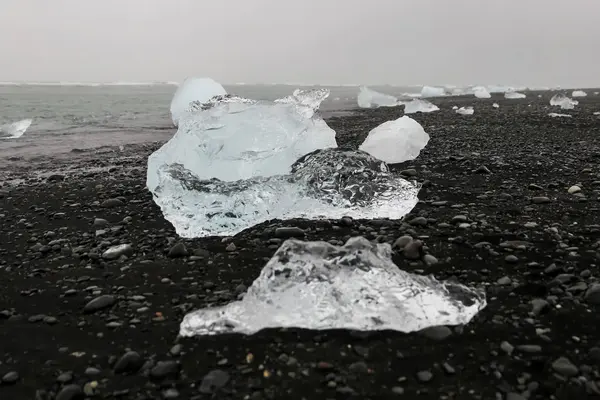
[275,227,306,238]
[1,371,19,384]
[102,243,133,260]
[199,369,230,394]
[113,351,143,374]
[83,295,116,314]
[56,384,84,400]
[168,242,189,258]
[551,357,579,377]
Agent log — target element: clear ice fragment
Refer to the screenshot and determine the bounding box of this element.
[504,91,526,99]
[456,106,474,115]
[548,113,572,118]
[572,90,587,98]
[357,86,399,108]
[170,77,227,126]
[473,86,491,99]
[550,94,578,110]
[151,148,420,238]
[180,236,487,336]
[402,99,439,114]
[0,118,32,139]
[149,91,337,188]
[359,116,429,164]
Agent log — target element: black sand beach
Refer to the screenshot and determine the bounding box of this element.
[2,93,600,399]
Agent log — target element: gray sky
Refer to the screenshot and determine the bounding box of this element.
[1,0,598,87]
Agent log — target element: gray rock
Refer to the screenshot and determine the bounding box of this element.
[1,371,19,384]
[531,196,551,204]
[113,351,143,374]
[420,326,452,341]
[275,227,306,238]
[199,369,230,394]
[403,240,423,260]
[56,384,84,400]
[102,244,133,260]
[168,242,188,258]
[584,284,600,304]
[83,295,116,314]
[101,198,124,208]
[392,235,412,249]
[551,357,579,377]
[150,360,180,380]
[423,254,438,266]
[416,370,433,382]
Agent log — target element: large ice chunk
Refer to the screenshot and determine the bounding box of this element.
[357,86,399,108]
[274,88,330,118]
[170,77,227,126]
[180,236,487,336]
[149,91,337,188]
[504,91,526,99]
[0,118,32,139]
[151,148,420,237]
[420,85,446,98]
[473,86,491,99]
[550,94,578,110]
[456,106,474,115]
[572,90,587,97]
[359,116,429,164]
[402,99,439,114]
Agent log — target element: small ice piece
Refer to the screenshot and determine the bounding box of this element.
[456,106,474,115]
[420,85,446,98]
[548,113,572,118]
[504,91,526,99]
[572,90,587,97]
[594,111,600,115]
[402,99,439,114]
[473,86,491,99]
[149,91,337,187]
[180,236,487,336]
[452,106,458,110]
[170,77,227,126]
[550,94,578,110]
[492,103,500,108]
[358,116,430,163]
[357,86,399,108]
[0,118,32,139]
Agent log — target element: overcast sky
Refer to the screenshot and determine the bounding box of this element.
[1,0,598,87]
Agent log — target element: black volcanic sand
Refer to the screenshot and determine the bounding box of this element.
[2,93,600,400]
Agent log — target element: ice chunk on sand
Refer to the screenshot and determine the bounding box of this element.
[180,236,487,336]
[548,113,572,118]
[149,91,337,187]
[420,85,446,98]
[492,103,500,108]
[594,111,600,115]
[0,118,32,139]
[150,148,420,237]
[550,94,578,110]
[456,106,474,115]
[402,99,439,114]
[572,90,587,97]
[359,116,429,164]
[357,86,398,108]
[170,77,227,126]
[504,91,526,99]
[473,86,491,99]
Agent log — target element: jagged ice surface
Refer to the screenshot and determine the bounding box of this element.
[359,116,429,164]
[357,86,398,108]
[180,237,487,336]
[0,118,32,139]
[170,77,227,126]
[150,92,337,186]
[402,99,439,114]
[151,148,420,237]
[550,94,578,110]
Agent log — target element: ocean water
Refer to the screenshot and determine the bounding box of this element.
[0,83,419,161]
